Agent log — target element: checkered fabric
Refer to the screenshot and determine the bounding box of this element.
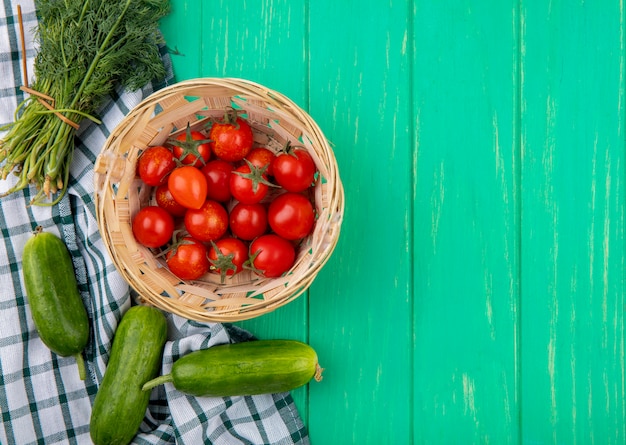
[0,1,309,444]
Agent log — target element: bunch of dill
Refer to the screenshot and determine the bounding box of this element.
[0,0,170,205]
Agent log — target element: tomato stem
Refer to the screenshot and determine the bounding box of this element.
[233,159,278,193]
[155,229,192,258]
[222,107,241,127]
[243,249,264,276]
[167,122,212,166]
[208,241,238,284]
[277,140,305,156]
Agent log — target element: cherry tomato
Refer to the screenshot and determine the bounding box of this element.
[268,192,315,240]
[247,234,296,278]
[168,166,208,209]
[171,125,212,167]
[245,147,276,177]
[184,199,229,242]
[271,148,317,192]
[209,115,254,162]
[155,183,187,217]
[132,206,174,248]
[229,202,268,240]
[137,146,176,186]
[208,237,249,282]
[166,237,210,281]
[200,159,233,203]
[230,163,273,204]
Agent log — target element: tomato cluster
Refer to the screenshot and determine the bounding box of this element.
[132,112,318,282]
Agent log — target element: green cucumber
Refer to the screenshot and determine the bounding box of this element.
[21,227,90,379]
[90,305,167,445]
[142,339,323,397]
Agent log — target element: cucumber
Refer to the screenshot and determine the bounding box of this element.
[142,339,323,397]
[90,305,167,445]
[21,226,90,379]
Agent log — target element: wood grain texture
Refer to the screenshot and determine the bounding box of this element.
[520,1,626,443]
[307,1,413,443]
[158,1,626,443]
[159,0,203,79]
[413,1,520,442]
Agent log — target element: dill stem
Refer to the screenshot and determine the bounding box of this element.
[27,138,53,180]
[68,0,133,111]
[44,119,71,179]
[77,0,90,26]
[34,107,101,124]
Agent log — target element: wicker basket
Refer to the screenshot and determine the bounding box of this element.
[94,78,344,322]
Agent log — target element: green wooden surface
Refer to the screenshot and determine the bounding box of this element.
[159,1,625,443]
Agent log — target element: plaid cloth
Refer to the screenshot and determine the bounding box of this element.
[0,1,309,444]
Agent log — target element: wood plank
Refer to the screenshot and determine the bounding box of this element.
[159,0,311,421]
[520,1,626,443]
[412,1,520,442]
[211,2,305,96]
[306,1,413,443]
[163,0,308,101]
[159,0,203,80]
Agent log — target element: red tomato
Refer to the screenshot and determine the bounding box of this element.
[230,163,273,204]
[137,146,176,186]
[168,166,208,209]
[229,202,268,240]
[245,147,276,177]
[247,234,296,278]
[271,148,317,192]
[132,206,174,248]
[184,200,229,242]
[155,183,187,217]
[200,159,233,202]
[171,125,212,167]
[166,237,210,281]
[268,192,315,240]
[208,237,249,282]
[209,116,254,162]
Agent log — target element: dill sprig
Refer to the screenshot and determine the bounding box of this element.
[0,0,170,206]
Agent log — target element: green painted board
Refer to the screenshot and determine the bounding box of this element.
[307,1,413,443]
[520,1,625,443]
[159,1,626,443]
[413,0,519,442]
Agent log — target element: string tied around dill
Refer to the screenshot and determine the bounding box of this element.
[18,87,95,131]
